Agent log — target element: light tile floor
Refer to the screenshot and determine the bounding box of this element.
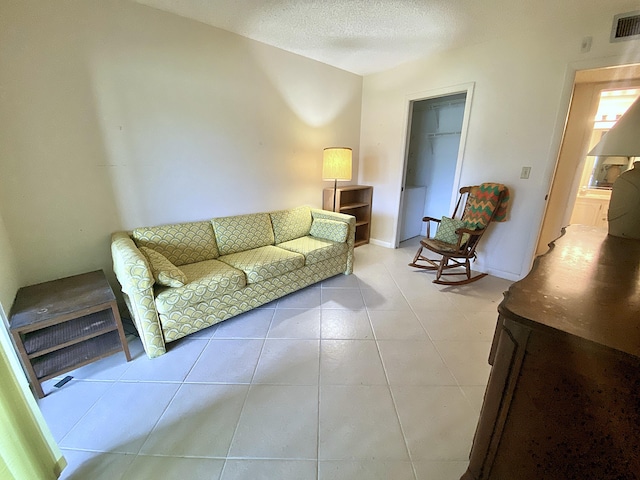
[37,239,512,480]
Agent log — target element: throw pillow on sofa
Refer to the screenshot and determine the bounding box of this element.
[140,246,188,287]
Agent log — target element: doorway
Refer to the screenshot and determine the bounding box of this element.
[536,64,640,255]
[397,86,473,246]
[569,87,640,227]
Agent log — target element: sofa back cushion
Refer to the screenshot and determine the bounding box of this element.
[270,206,312,244]
[213,213,275,255]
[132,221,219,266]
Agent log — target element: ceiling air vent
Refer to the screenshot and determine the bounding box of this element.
[611,11,640,42]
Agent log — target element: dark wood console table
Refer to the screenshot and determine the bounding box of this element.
[9,270,131,398]
[463,225,640,479]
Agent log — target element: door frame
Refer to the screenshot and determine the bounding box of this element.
[534,61,640,257]
[394,82,475,248]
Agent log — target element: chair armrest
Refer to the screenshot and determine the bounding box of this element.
[310,218,349,243]
[422,216,441,238]
[455,227,484,236]
[111,232,167,358]
[310,209,356,274]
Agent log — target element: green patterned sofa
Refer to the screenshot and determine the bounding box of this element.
[111,206,355,358]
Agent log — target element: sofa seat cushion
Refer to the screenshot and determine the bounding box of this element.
[133,221,219,266]
[277,236,348,265]
[270,206,312,244]
[218,245,304,283]
[155,259,246,314]
[213,213,275,256]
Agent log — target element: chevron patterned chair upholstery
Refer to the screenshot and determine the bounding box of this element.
[408,183,509,285]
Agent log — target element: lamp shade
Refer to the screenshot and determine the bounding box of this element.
[588,96,640,157]
[587,95,640,239]
[322,147,352,181]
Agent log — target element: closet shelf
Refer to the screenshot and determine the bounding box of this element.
[426,100,466,110]
[426,131,462,138]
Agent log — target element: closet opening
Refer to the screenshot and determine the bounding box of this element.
[396,85,473,247]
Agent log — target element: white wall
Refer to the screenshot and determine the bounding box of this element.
[0,213,19,315]
[359,7,640,280]
[0,1,362,289]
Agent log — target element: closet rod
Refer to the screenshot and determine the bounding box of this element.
[426,131,462,138]
[426,100,466,110]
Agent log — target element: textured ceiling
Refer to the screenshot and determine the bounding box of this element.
[132,0,636,75]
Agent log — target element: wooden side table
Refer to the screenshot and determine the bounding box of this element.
[9,270,131,398]
[323,185,373,246]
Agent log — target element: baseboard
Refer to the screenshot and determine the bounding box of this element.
[474,260,521,282]
[362,239,521,281]
[368,238,393,248]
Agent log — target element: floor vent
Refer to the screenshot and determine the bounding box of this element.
[611,11,640,42]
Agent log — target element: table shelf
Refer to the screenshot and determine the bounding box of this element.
[339,202,369,211]
[22,309,117,357]
[31,331,122,381]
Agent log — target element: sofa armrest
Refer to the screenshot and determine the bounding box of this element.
[111,232,167,358]
[310,209,356,274]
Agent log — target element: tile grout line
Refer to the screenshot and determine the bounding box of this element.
[369,261,419,480]
[116,380,185,479]
[117,333,215,474]
[387,259,472,394]
[390,250,500,417]
[47,380,119,448]
[316,298,324,480]
[217,308,275,479]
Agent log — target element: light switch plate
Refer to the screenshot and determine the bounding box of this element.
[521,166,531,179]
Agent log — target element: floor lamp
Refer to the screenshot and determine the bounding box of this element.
[588,96,640,239]
[322,147,352,212]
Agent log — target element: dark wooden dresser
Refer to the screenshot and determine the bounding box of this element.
[463,225,640,480]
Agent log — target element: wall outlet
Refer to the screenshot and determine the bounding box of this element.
[520,166,531,179]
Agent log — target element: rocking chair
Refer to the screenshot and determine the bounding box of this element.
[408,183,509,285]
